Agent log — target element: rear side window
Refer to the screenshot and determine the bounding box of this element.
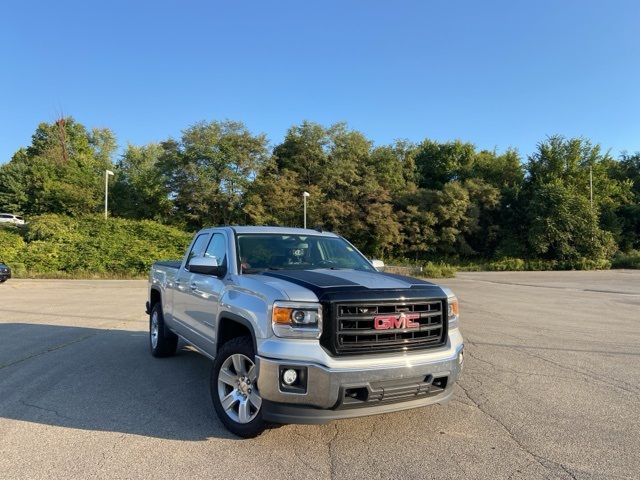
[204,233,227,267]
[0,214,12,218]
[186,234,210,268]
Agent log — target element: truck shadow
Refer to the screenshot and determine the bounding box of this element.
[0,323,239,441]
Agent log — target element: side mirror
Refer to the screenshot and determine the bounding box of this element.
[189,256,226,277]
[371,259,385,271]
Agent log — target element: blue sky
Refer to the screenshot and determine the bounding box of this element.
[1,0,639,163]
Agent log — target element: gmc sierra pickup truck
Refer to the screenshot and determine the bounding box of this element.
[147,226,463,437]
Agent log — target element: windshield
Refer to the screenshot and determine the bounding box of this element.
[236,234,375,273]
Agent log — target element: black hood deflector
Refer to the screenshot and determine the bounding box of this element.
[261,269,445,302]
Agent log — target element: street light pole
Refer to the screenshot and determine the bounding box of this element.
[589,166,593,209]
[105,170,114,219]
[302,191,310,228]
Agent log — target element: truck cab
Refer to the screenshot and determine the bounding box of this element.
[148,226,464,437]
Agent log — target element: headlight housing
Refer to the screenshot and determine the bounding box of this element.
[447,296,459,329]
[272,301,322,338]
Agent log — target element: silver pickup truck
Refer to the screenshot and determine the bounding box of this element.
[147,226,464,437]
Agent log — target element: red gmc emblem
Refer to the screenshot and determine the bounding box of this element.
[374,312,420,330]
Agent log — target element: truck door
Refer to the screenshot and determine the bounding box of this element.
[172,233,210,332]
[185,232,228,353]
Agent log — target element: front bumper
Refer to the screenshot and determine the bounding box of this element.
[256,329,463,424]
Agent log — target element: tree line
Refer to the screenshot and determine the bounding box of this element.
[1,117,638,265]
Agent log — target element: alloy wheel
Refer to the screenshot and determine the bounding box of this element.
[217,353,262,423]
[150,311,159,349]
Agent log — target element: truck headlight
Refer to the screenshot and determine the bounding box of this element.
[272,301,322,338]
[447,296,459,329]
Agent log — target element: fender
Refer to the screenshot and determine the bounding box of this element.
[147,286,162,314]
[216,312,258,354]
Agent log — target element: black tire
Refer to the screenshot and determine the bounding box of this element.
[211,336,266,438]
[149,302,178,357]
[0,278,6,283]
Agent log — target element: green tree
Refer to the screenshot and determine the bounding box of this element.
[111,144,173,221]
[369,140,417,195]
[414,140,476,189]
[469,149,523,190]
[400,140,519,258]
[159,120,269,228]
[271,121,332,186]
[244,165,320,227]
[522,136,620,262]
[396,182,473,258]
[525,180,616,261]
[466,149,524,256]
[0,118,116,216]
[611,152,640,250]
[247,122,402,256]
[461,178,501,256]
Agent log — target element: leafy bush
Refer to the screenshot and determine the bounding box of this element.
[457,257,611,271]
[611,251,640,269]
[485,257,526,271]
[0,214,191,278]
[0,227,26,266]
[382,262,457,278]
[557,257,611,270]
[422,262,457,278]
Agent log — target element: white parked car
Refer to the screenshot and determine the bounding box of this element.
[0,213,25,225]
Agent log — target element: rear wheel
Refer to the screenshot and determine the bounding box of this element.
[149,302,178,357]
[211,336,266,438]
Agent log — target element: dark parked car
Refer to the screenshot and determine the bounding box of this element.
[0,263,11,283]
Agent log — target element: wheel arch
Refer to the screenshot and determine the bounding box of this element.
[217,313,258,354]
[149,286,162,313]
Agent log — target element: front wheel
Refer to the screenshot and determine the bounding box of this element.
[211,336,266,438]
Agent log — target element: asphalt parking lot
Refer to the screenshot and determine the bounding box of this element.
[1,271,639,480]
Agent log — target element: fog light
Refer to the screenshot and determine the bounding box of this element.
[282,368,297,385]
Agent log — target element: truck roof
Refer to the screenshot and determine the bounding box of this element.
[203,226,339,237]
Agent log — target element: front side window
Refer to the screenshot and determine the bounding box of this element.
[204,233,227,267]
[185,234,210,268]
[236,234,374,273]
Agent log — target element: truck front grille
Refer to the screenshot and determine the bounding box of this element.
[322,299,448,356]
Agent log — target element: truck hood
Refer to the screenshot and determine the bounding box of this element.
[261,269,446,301]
